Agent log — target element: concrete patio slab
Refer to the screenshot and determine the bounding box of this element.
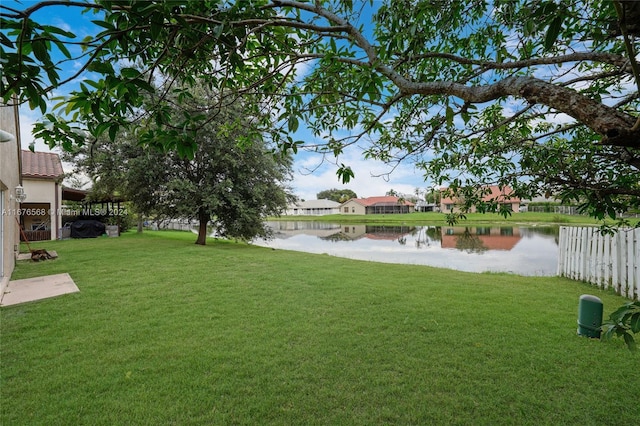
[0,273,79,307]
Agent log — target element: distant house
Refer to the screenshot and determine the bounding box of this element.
[439,185,520,214]
[1,101,22,299]
[340,196,415,215]
[20,150,65,241]
[414,200,439,212]
[284,199,341,216]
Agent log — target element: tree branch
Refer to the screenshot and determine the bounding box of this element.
[395,51,631,72]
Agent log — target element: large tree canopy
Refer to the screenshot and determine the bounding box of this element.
[1,0,639,220]
[64,83,294,245]
[316,188,357,203]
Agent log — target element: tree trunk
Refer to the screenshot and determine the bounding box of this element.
[137,214,143,233]
[195,210,210,245]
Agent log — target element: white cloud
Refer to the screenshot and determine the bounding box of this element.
[17,107,40,150]
[50,18,72,34]
[17,105,73,174]
[290,144,426,201]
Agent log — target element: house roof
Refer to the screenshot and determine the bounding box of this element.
[292,199,341,208]
[62,187,88,202]
[440,185,520,204]
[21,150,64,180]
[344,196,415,207]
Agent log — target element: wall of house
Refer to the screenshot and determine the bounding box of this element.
[440,202,520,214]
[21,179,62,240]
[1,102,21,298]
[340,200,366,215]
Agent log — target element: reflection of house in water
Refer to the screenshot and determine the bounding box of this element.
[265,221,342,239]
[441,227,522,252]
[332,225,415,242]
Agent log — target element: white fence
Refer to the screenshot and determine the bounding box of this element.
[557,226,640,300]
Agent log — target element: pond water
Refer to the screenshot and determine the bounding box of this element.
[254,221,560,276]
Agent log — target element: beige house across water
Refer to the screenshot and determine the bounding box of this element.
[340,196,415,215]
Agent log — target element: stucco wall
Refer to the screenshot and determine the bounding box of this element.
[340,200,365,215]
[440,202,520,214]
[1,102,21,297]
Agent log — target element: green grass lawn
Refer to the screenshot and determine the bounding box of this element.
[275,211,637,226]
[2,231,638,425]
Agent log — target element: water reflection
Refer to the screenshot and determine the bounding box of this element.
[256,221,559,276]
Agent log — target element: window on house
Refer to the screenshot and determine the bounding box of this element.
[344,207,349,213]
[352,207,355,213]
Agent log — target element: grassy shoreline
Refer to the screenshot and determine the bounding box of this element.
[2,231,638,424]
[271,211,638,226]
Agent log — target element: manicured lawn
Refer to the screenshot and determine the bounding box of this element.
[1,231,638,425]
[279,211,637,226]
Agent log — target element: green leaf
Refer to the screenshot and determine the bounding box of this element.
[80,35,93,52]
[544,15,563,51]
[37,95,47,114]
[87,61,115,75]
[0,32,14,48]
[130,78,155,93]
[523,20,536,37]
[445,106,454,127]
[600,323,615,341]
[337,164,354,184]
[42,25,75,38]
[91,20,115,30]
[52,39,72,59]
[623,333,636,352]
[609,303,635,322]
[94,122,112,138]
[84,80,103,90]
[91,101,101,120]
[120,68,141,79]
[630,313,640,334]
[25,83,42,111]
[44,65,60,87]
[287,115,299,133]
[31,39,49,63]
[108,124,118,141]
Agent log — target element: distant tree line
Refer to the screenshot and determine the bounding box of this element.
[316,189,357,203]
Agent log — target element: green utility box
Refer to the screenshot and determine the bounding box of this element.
[577,294,603,338]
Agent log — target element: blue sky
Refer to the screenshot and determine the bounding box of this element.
[8,1,430,200]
